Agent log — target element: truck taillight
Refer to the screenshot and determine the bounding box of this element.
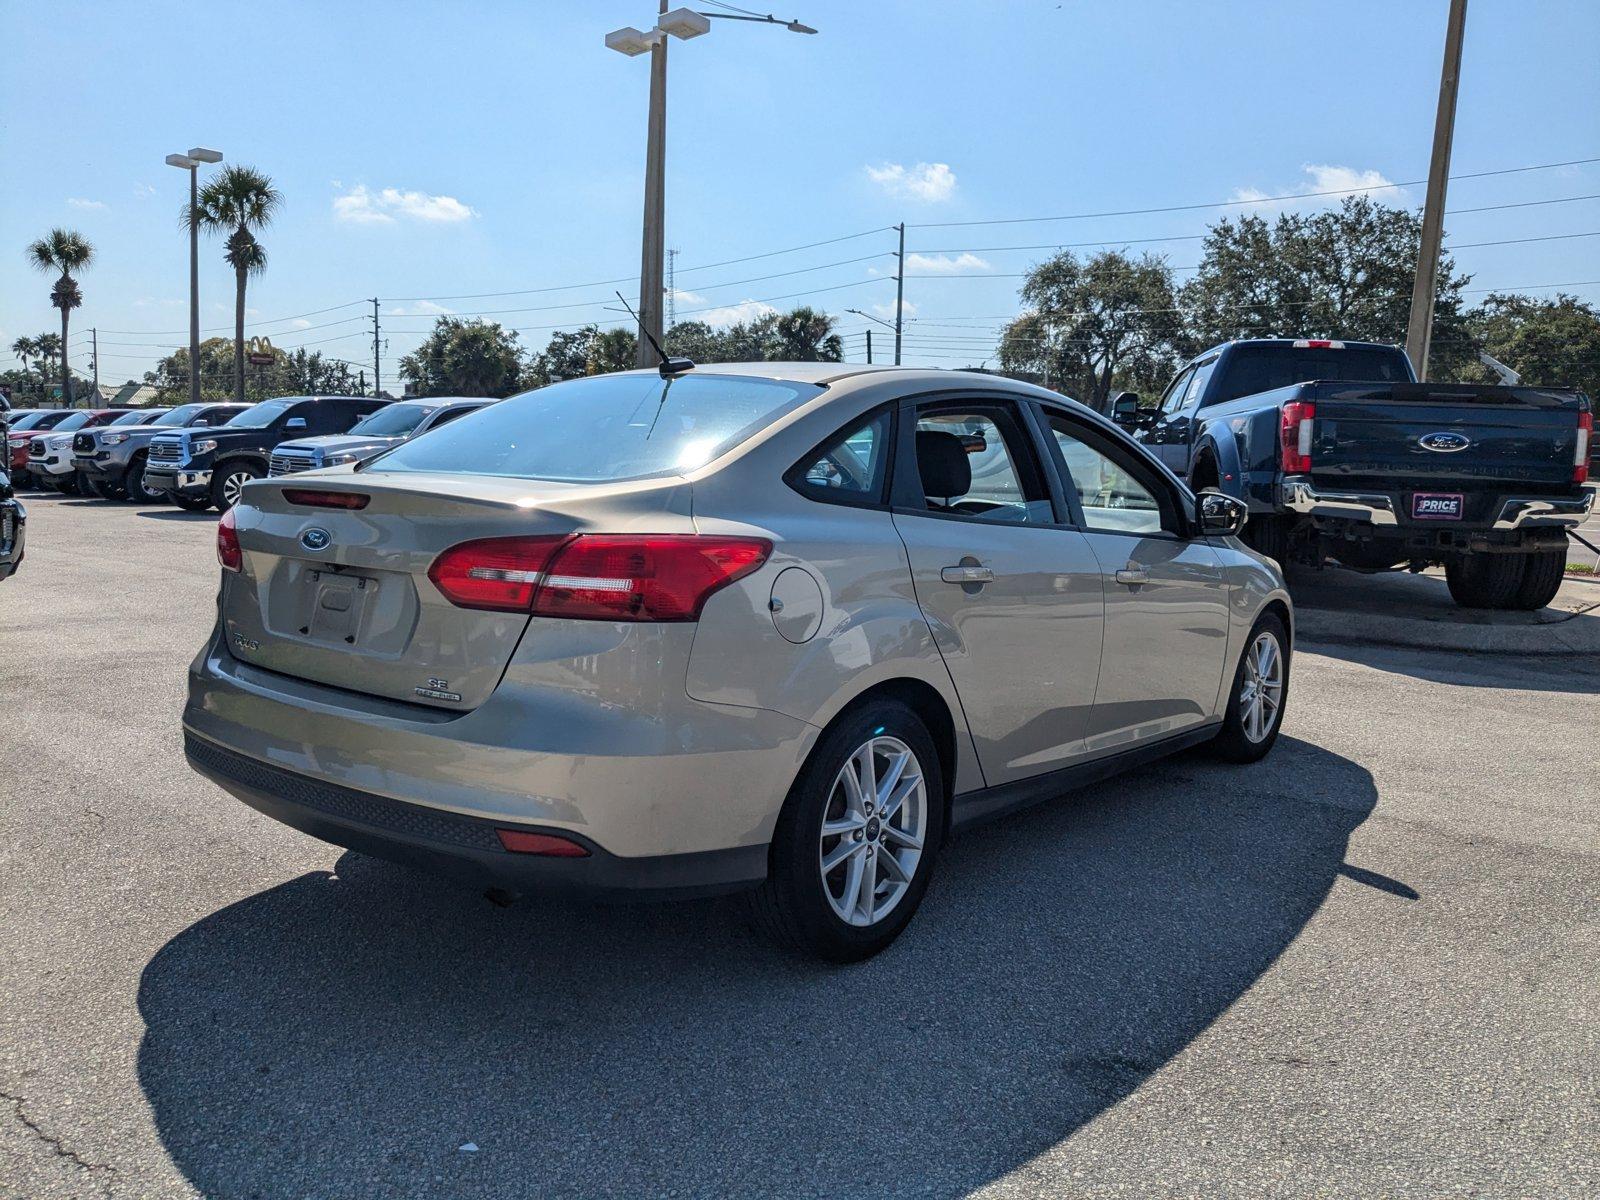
[1281,402,1315,474]
[1577,411,1593,485]
[1292,339,1343,349]
[217,508,242,573]
[428,534,773,621]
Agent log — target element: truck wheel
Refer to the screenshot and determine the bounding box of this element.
[1242,515,1289,565]
[124,454,160,504]
[1445,552,1526,609]
[1510,549,1566,611]
[81,476,111,499]
[211,462,261,511]
[57,473,81,496]
[170,493,213,512]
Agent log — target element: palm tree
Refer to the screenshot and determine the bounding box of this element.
[25,229,94,405]
[10,335,35,374]
[189,165,282,402]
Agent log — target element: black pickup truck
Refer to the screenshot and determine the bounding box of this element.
[144,395,387,512]
[1119,338,1593,610]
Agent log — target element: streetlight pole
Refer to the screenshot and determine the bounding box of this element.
[1405,0,1467,380]
[166,147,223,405]
[607,7,815,368]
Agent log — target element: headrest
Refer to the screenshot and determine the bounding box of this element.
[916,430,971,499]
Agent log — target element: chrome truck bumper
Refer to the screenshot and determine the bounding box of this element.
[1281,478,1593,530]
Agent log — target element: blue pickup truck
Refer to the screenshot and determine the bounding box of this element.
[1118,338,1594,610]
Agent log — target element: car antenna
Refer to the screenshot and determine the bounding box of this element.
[614,291,694,377]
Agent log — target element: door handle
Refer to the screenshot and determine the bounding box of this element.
[1114,567,1150,587]
[941,564,995,585]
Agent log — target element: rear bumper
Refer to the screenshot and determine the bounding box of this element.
[182,625,816,885]
[144,467,210,495]
[185,731,767,899]
[1281,478,1592,531]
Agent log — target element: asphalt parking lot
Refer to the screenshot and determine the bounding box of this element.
[2,492,1596,1199]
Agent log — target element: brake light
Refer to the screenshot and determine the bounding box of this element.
[217,508,242,572]
[533,535,772,622]
[428,535,568,612]
[1577,411,1593,485]
[427,534,773,621]
[1292,339,1344,349]
[1281,401,1316,474]
[282,488,369,510]
[496,829,590,857]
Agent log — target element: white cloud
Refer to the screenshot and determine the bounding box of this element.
[904,252,990,275]
[289,318,313,330]
[870,300,916,321]
[668,287,707,305]
[133,183,157,199]
[865,161,957,203]
[1230,164,1407,211]
[696,299,776,328]
[333,184,477,224]
[67,197,107,211]
[385,300,454,317]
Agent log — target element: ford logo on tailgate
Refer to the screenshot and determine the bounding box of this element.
[299,527,332,552]
[1418,431,1471,453]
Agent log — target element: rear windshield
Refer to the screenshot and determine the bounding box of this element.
[368,373,822,483]
[1210,345,1411,405]
[350,404,431,437]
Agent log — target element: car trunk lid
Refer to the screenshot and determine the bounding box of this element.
[221,470,695,709]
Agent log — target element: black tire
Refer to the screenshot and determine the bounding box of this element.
[1445,552,1526,609]
[1511,549,1566,611]
[1210,612,1290,764]
[1242,515,1290,565]
[210,461,261,511]
[57,472,81,496]
[748,699,945,962]
[80,475,111,500]
[124,454,161,504]
[170,493,213,512]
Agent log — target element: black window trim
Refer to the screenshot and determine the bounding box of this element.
[1030,399,1196,541]
[783,401,899,512]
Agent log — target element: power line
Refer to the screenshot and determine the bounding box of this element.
[906,155,1600,229]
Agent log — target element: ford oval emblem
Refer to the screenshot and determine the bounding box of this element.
[1418,431,1471,453]
[299,527,332,552]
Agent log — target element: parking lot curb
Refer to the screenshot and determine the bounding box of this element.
[1296,602,1600,657]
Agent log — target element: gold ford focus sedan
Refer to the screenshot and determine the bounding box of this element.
[184,362,1292,960]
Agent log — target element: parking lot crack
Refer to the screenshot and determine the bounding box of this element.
[2,1089,117,1191]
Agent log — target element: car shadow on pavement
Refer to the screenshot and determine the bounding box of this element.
[134,509,216,521]
[136,735,1377,1199]
[1300,637,1600,696]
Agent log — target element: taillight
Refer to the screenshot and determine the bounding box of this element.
[217,508,242,573]
[1577,411,1593,485]
[1281,401,1316,474]
[427,533,772,621]
[282,488,369,510]
[427,535,568,613]
[496,829,590,857]
[1292,339,1344,349]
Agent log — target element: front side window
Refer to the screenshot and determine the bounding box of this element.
[349,405,431,438]
[371,373,821,483]
[1159,367,1195,415]
[792,409,891,502]
[1045,415,1173,536]
[909,406,1052,525]
[224,399,297,429]
[108,410,153,427]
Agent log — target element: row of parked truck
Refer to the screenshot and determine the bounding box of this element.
[4,393,495,512]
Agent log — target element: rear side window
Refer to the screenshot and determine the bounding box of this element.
[1211,345,1410,404]
[790,409,891,503]
[908,404,1053,525]
[371,373,822,483]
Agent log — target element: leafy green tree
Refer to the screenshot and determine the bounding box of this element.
[399,317,526,396]
[1181,196,1474,376]
[998,250,1183,410]
[1458,292,1600,397]
[588,326,638,374]
[144,338,359,402]
[662,320,725,363]
[189,165,283,403]
[525,327,596,387]
[25,228,94,405]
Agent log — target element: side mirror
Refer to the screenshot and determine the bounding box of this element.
[1111,393,1142,426]
[1196,488,1248,538]
[285,417,308,430]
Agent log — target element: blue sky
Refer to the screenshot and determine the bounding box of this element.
[3,0,1597,387]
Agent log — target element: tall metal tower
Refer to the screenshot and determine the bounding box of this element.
[666,247,679,328]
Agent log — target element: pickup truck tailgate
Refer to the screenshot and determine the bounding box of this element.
[1309,383,1585,490]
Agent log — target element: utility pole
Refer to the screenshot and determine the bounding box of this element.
[892,222,905,366]
[1405,0,1468,380]
[90,328,98,400]
[635,0,670,366]
[865,329,873,364]
[666,247,679,328]
[371,298,382,397]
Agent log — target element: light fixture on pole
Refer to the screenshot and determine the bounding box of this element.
[607,5,814,367]
[166,146,223,405]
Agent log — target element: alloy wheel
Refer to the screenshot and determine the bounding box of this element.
[818,735,927,927]
[1238,631,1283,743]
[221,471,249,508]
